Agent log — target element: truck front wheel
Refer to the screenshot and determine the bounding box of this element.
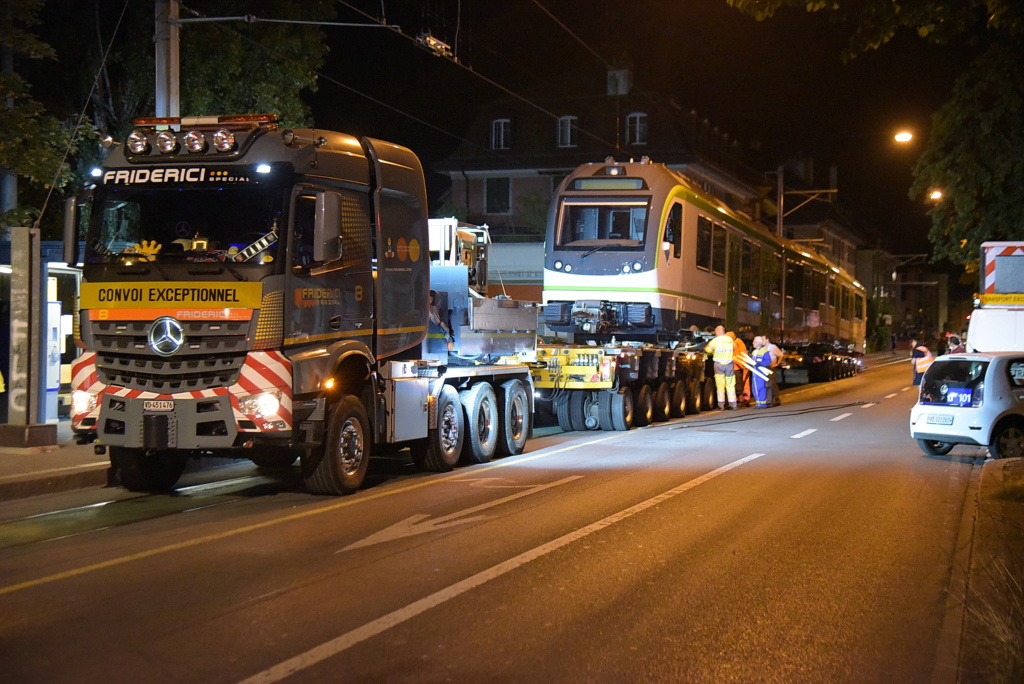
[110,446,187,493]
[303,395,369,495]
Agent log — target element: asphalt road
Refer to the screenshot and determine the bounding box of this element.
[0,361,981,683]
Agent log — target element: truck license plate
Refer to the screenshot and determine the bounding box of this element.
[926,414,954,426]
[143,400,174,412]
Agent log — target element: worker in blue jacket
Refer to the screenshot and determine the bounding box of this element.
[750,336,774,408]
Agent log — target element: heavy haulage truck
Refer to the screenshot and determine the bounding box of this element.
[65,114,537,495]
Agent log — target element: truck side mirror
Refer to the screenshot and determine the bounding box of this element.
[313,192,343,264]
[64,196,80,266]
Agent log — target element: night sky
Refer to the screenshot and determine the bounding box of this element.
[308,1,969,254]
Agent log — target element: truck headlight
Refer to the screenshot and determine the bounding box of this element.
[126,130,150,154]
[239,391,281,418]
[183,130,207,152]
[72,390,98,415]
[156,131,179,153]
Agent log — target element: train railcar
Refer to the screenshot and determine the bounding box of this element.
[540,158,866,350]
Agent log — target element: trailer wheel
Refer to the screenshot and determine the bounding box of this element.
[634,384,653,427]
[110,447,187,493]
[702,377,718,410]
[669,381,686,418]
[685,377,702,415]
[554,394,575,432]
[611,387,634,431]
[496,379,530,456]
[303,395,369,495]
[570,391,599,431]
[460,383,498,464]
[420,384,464,471]
[598,391,616,431]
[653,382,672,422]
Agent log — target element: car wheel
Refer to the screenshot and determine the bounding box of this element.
[916,438,955,457]
[990,420,1024,459]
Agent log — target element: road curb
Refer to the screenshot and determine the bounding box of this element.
[0,466,110,502]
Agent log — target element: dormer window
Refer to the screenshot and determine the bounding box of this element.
[557,115,578,148]
[626,112,648,145]
[491,118,511,150]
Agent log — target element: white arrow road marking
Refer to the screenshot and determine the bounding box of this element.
[790,429,817,439]
[830,413,852,422]
[240,453,765,684]
[340,476,584,552]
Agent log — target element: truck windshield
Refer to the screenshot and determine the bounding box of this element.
[555,199,649,251]
[85,185,287,267]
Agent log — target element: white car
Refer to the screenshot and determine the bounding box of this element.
[909,352,1024,458]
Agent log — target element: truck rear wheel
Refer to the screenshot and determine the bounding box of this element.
[496,379,530,456]
[460,382,498,464]
[110,446,187,493]
[303,395,370,495]
[420,384,464,471]
[702,377,718,410]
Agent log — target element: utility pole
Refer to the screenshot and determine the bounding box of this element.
[155,0,181,118]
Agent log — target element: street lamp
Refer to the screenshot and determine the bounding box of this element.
[894,131,914,143]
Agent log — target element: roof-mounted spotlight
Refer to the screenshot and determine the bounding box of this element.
[417,32,454,59]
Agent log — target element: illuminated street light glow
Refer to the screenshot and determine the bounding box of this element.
[894,131,913,143]
[929,189,943,201]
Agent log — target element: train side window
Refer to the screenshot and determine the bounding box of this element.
[696,216,712,270]
[712,224,726,276]
[664,203,682,259]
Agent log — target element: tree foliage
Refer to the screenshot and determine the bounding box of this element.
[0,0,82,233]
[725,0,1024,265]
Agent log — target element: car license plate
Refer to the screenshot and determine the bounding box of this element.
[926,414,954,426]
[143,400,174,412]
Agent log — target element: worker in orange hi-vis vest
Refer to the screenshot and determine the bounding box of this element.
[727,331,750,407]
[911,340,934,386]
[705,325,737,409]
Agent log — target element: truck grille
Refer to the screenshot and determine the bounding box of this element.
[91,320,249,393]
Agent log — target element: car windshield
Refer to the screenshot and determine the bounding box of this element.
[920,359,988,405]
[556,199,649,251]
[85,185,287,266]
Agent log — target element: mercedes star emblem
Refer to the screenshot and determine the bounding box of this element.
[149,316,185,356]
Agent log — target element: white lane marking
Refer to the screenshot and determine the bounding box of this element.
[885,393,898,399]
[830,413,852,422]
[237,453,767,684]
[861,403,877,409]
[340,476,583,551]
[790,429,817,439]
[0,432,628,598]
[901,387,914,392]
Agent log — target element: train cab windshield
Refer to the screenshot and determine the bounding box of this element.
[555,198,649,251]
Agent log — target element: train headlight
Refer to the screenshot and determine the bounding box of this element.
[155,131,179,153]
[183,130,207,152]
[212,128,237,152]
[632,261,643,271]
[126,130,150,154]
[563,264,572,273]
[622,264,631,274]
[554,260,563,270]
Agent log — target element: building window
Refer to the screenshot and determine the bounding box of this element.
[557,115,578,148]
[626,112,647,145]
[491,118,511,150]
[485,177,511,214]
